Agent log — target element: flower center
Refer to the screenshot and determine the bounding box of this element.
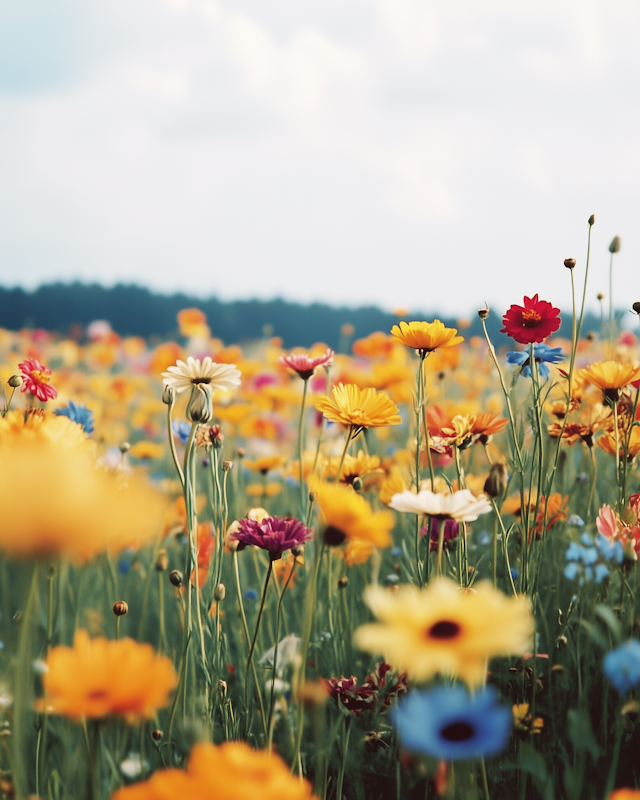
[324,525,347,547]
[427,620,461,639]
[30,370,51,384]
[440,721,475,742]
[521,309,542,327]
[191,377,212,385]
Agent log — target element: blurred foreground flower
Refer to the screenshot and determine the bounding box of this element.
[0,424,165,559]
[111,741,317,800]
[37,630,177,723]
[392,685,512,761]
[314,481,394,548]
[354,578,533,687]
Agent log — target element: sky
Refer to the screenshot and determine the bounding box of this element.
[0,0,639,317]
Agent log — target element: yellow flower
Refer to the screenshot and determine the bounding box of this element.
[128,441,165,460]
[513,703,543,734]
[324,450,383,485]
[354,578,533,687]
[0,410,87,448]
[111,741,317,800]
[379,469,406,506]
[582,361,640,399]
[598,427,640,459]
[37,630,177,723]
[343,538,375,566]
[313,481,394,548]
[246,482,282,497]
[243,455,285,474]
[0,433,165,560]
[439,414,477,449]
[314,384,401,430]
[390,320,464,352]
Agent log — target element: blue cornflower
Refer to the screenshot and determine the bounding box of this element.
[505,343,564,380]
[172,420,192,445]
[564,533,622,584]
[603,640,640,694]
[391,686,512,761]
[244,589,258,601]
[54,401,94,434]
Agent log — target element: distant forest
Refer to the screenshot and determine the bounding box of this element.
[0,282,606,350]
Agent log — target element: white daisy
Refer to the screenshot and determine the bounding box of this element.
[162,356,241,394]
[389,489,492,522]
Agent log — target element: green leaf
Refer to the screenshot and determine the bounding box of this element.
[567,708,600,760]
[594,604,621,644]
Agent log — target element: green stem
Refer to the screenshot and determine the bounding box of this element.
[298,378,309,518]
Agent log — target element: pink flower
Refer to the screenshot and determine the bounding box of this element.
[232,516,314,561]
[596,504,620,540]
[18,358,58,402]
[280,348,334,380]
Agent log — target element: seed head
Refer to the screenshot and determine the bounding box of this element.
[633,302,640,315]
[169,570,183,587]
[112,601,128,617]
[564,258,576,270]
[597,293,605,301]
[609,236,621,253]
[214,583,226,602]
[119,441,131,454]
[151,729,163,742]
[338,576,348,589]
[155,551,169,572]
[483,462,508,498]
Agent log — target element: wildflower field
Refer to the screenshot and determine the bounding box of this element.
[2,221,640,800]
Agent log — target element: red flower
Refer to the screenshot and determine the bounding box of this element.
[18,358,58,402]
[501,294,561,345]
[280,348,334,380]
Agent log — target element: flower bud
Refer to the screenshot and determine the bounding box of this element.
[219,679,228,697]
[633,302,640,315]
[597,293,605,301]
[564,258,576,270]
[162,385,175,405]
[609,236,621,253]
[557,635,567,649]
[308,491,317,503]
[214,583,226,601]
[119,441,131,454]
[338,576,348,589]
[169,570,183,587]
[222,459,234,472]
[113,601,128,617]
[478,307,489,320]
[151,729,163,742]
[186,384,213,424]
[352,476,363,492]
[483,463,508,498]
[588,214,595,226]
[236,448,246,458]
[155,551,169,572]
[7,375,22,388]
[291,543,305,558]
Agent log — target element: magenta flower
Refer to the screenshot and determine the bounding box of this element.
[232,516,314,560]
[280,348,334,380]
[18,358,58,402]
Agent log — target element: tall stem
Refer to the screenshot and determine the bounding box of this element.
[298,379,309,518]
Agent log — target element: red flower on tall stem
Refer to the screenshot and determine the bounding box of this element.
[18,358,58,401]
[501,294,561,345]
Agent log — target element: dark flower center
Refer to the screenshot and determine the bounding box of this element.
[191,377,212,385]
[427,620,461,639]
[440,721,475,742]
[520,309,542,327]
[324,525,347,547]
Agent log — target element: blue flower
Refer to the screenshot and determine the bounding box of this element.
[172,420,192,445]
[244,589,258,601]
[391,686,512,761]
[603,640,640,694]
[596,534,623,565]
[391,547,403,558]
[54,401,94,434]
[505,344,564,380]
[568,514,585,527]
[565,533,621,585]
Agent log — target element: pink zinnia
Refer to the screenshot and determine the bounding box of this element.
[18,358,58,402]
[232,516,314,561]
[280,348,334,380]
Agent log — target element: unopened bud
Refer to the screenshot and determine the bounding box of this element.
[161,385,175,405]
[219,679,228,697]
[155,551,169,572]
[609,236,621,254]
[151,729,163,742]
[483,463,508,498]
[564,258,576,270]
[119,441,131,454]
[169,570,183,587]
[113,601,128,617]
[338,576,348,589]
[222,459,234,472]
[214,583,226,601]
[588,214,595,226]
[352,476,363,492]
[291,543,305,558]
[7,375,22,388]
[186,384,213,424]
[308,491,317,503]
[478,307,489,320]
[557,635,567,649]
[633,302,640,315]
[597,293,605,301]
[236,448,246,458]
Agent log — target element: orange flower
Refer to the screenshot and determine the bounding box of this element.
[177,308,209,338]
[37,631,177,723]
[352,331,397,358]
[390,320,464,353]
[582,361,640,401]
[243,455,285,474]
[111,741,317,800]
[191,523,216,586]
[149,342,184,376]
[609,792,640,800]
[472,412,508,442]
[343,538,375,566]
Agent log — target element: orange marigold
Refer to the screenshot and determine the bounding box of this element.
[111,741,317,800]
[37,630,177,723]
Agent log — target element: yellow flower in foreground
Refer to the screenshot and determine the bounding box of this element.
[343,538,375,566]
[37,630,177,723]
[582,361,640,399]
[112,741,317,800]
[598,427,640,459]
[314,481,394,548]
[390,320,464,352]
[0,435,165,560]
[0,410,87,448]
[314,384,401,430]
[354,578,533,687]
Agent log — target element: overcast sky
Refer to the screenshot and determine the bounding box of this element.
[0,0,639,316]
